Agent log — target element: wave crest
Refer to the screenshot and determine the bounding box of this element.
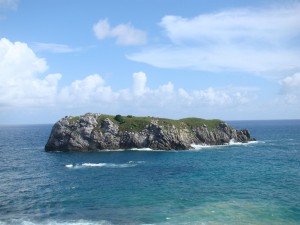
[191,140,261,150]
[1,220,112,225]
[65,161,145,169]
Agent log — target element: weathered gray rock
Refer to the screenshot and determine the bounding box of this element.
[45,113,255,152]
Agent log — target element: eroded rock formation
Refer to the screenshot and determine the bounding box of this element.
[45,113,255,151]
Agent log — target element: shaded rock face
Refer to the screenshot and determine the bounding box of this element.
[45,113,255,152]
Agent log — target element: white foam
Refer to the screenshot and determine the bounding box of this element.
[190,140,261,150]
[128,160,145,164]
[65,162,139,169]
[129,147,154,151]
[190,144,217,150]
[227,139,261,146]
[3,219,112,225]
[98,149,125,152]
[65,164,74,168]
[97,148,155,152]
[81,163,108,167]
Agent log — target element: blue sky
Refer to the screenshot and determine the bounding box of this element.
[0,0,300,124]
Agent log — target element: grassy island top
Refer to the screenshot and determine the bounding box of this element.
[69,114,224,132]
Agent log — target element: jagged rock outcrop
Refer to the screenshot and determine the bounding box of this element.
[45,113,255,152]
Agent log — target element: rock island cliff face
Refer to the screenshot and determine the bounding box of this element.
[45,113,255,152]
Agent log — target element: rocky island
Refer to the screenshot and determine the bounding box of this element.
[45,113,255,152]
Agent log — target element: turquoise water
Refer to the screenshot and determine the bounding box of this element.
[0,120,299,224]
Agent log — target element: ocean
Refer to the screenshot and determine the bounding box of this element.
[0,120,299,225]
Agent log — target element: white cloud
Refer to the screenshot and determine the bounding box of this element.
[0,0,18,10]
[279,73,300,103]
[0,38,62,107]
[93,19,110,40]
[93,19,147,46]
[159,7,300,45]
[158,82,173,94]
[128,46,300,74]
[4,38,287,122]
[58,74,117,105]
[128,3,300,76]
[132,72,148,96]
[33,42,80,53]
[0,37,253,113]
[111,23,147,46]
[128,74,252,108]
[0,38,47,77]
[280,73,300,92]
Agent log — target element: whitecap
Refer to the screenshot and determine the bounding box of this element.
[190,144,218,150]
[5,219,112,225]
[98,149,125,152]
[65,164,74,168]
[190,140,261,150]
[227,139,261,146]
[81,163,108,167]
[129,147,154,151]
[96,148,155,152]
[128,160,145,164]
[105,163,136,168]
[65,162,138,169]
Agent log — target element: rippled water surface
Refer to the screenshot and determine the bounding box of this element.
[0,120,299,224]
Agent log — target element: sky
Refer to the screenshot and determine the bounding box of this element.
[0,0,300,124]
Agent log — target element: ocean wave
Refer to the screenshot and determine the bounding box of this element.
[102,147,162,151]
[97,149,126,152]
[0,219,112,225]
[61,141,263,154]
[65,161,144,169]
[190,144,216,150]
[227,139,261,146]
[96,148,159,152]
[128,147,154,151]
[190,140,261,150]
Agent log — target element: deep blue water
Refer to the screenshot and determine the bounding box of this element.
[0,120,299,225]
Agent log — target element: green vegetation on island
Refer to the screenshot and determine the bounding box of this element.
[69,113,224,132]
